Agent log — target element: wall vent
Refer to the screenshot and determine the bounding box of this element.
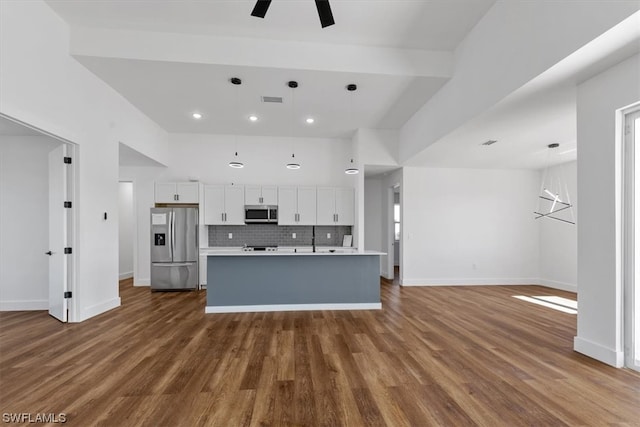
[261,96,283,103]
[481,140,498,146]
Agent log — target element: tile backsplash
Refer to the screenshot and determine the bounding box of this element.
[208,224,353,247]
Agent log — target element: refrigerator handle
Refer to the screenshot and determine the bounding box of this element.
[170,210,175,260]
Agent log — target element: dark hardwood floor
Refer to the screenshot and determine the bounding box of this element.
[1,279,639,426]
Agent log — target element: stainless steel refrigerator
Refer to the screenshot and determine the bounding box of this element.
[150,207,198,290]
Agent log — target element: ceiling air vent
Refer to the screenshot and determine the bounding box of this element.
[261,96,283,103]
[481,140,498,146]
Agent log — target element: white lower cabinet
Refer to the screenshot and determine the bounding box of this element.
[199,255,207,287]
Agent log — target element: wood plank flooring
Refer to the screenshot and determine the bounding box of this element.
[1,280,640,426]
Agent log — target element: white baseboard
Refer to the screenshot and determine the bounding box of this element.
[206,302,382,314]
[79,297,121,321]
[134,278,150,287]
[538,278,577,292]
[119,271,133,280]
[400,278,539,286]
[574,336,624,368]
[0,299,48,311]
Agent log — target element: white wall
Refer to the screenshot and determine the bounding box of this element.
[118,182,134,279]
[575,53,640,367]
[0,136,61,310]
[539,161,578,292]
[363,177,383,273]
[401,167,540,285]
[400,2,639,163]
[162,134,355,187]
[0,1,169,321]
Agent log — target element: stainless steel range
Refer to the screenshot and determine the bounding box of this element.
[243,245,278,252]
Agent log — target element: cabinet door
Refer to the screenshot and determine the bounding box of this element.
[203,185,225,225]
[278,186,298,225]
[297,187,317,225]
[316,187,336,225]
[224,185,245,225]
[335,187,355,225]
[261,186,278,205]
[176,182,199,203]
[244,185,262,205]
[155,182,177,203]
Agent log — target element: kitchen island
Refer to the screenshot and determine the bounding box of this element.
[205,249,383,313]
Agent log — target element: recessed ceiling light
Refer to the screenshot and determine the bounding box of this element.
[192,112,203,119]
[305,117,315,124]
[286,163,301,170]
[248,115,258,122]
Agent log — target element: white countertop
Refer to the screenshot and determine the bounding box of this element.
[200,247,384,256]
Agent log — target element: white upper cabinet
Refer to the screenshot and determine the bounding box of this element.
[316,187,354,225]
[296,187,317,225]
[203,185,245,225]
[278,186,316,225]
[316,187,336,225]
[335,187,355,225]
[155,182,199,203]
[245,185,278,206]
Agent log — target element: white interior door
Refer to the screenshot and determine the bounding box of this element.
[48,144,67,322]
[625,108,640,371]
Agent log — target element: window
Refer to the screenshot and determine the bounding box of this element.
[394,203,400,240]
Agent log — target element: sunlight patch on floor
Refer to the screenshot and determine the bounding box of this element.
[513,295,577,314]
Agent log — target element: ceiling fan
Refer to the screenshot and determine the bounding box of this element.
[251,0,335,28]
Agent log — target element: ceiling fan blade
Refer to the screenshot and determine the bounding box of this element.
[251,0,272,18]
[315,0,335,28]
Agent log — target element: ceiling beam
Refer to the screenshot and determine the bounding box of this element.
[69,27,453,78]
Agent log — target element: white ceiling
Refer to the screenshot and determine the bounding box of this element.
[42,1,639,170]
[44,0,493,139]
[45,0,495,50]
[76,57,446,138]
[406,12,640,170]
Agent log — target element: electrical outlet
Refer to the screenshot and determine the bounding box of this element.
[228,233,233,239]
[472,263,477,270]
[327,233,331,239]
[292,233,296,239]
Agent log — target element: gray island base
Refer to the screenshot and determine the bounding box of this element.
[206,251,383,313]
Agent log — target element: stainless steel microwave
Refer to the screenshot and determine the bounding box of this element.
[244,205,278,223]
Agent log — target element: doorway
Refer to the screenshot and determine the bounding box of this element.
[0,115,77,322]
[386,183,401,284]
[118,181,134,283]
[623,105,640,371]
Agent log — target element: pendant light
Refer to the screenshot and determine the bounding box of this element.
[286,80,301,170]
[534,143,575,224]
[345,83,359,175]
[229,77,244,169]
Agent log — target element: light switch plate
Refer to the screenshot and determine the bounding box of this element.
[292,233,296,239]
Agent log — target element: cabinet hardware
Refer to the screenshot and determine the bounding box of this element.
[222,212,225,222]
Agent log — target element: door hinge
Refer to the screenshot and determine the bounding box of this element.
[64,247,73,254]
[63,157,72,164]
[64,201,72,208]
[64,291,72,299]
